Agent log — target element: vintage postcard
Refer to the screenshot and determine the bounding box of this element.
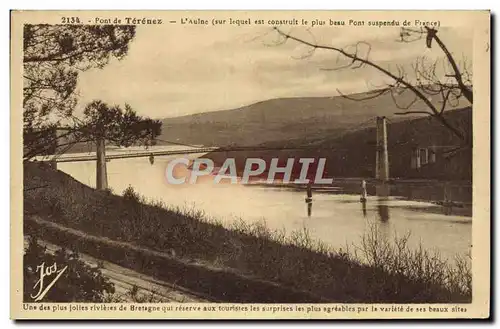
[11,10,490,319]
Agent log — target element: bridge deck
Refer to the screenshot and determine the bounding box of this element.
[33,146,316,163]
[35,147,219,163]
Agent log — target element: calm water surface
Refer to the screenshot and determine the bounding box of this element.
[58,146,472,262]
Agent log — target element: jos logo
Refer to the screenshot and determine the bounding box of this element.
[30,261,68,302]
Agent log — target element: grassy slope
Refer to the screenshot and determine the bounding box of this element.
[24,163,471,303]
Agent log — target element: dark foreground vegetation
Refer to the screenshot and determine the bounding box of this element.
[24,236,167,303]
[24,163,471,303]
[24,236,115,302]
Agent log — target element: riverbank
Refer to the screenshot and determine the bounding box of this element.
[23,162,471,303]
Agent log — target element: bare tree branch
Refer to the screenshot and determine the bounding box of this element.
[271,27,471,145]
[423,27,473,103]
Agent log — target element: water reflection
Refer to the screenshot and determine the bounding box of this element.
[307,201,312,217]
[376,183,390,222]
[359,197,389,221]
[361,199,367,217]
[377,201,390,222]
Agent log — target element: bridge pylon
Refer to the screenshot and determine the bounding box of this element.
[375,116,390,197]
[96,138,108,190]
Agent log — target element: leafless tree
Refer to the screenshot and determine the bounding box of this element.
[271,27,473,148]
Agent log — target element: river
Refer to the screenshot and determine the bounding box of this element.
[57,146,472,263]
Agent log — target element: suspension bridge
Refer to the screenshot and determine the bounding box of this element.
[34,117,392,192]
[36,146,219,163]
[35,117,382,164]
[33,144,360,163]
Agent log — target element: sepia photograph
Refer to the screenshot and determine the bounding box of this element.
[11,10,490,319]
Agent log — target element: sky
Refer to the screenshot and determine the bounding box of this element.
[75,24,473,119]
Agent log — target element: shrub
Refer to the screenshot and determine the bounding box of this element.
[104,285,165,303]
[355,222,472,298]
[122,185,141,203]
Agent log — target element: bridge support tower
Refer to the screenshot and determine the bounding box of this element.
[375,116,390,197]
[96,138,108,190]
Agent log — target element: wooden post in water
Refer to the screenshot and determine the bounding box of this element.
[306,183,313,201]
[306,183,313,217]
[96,137,108,190]
[375,116,390,197]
